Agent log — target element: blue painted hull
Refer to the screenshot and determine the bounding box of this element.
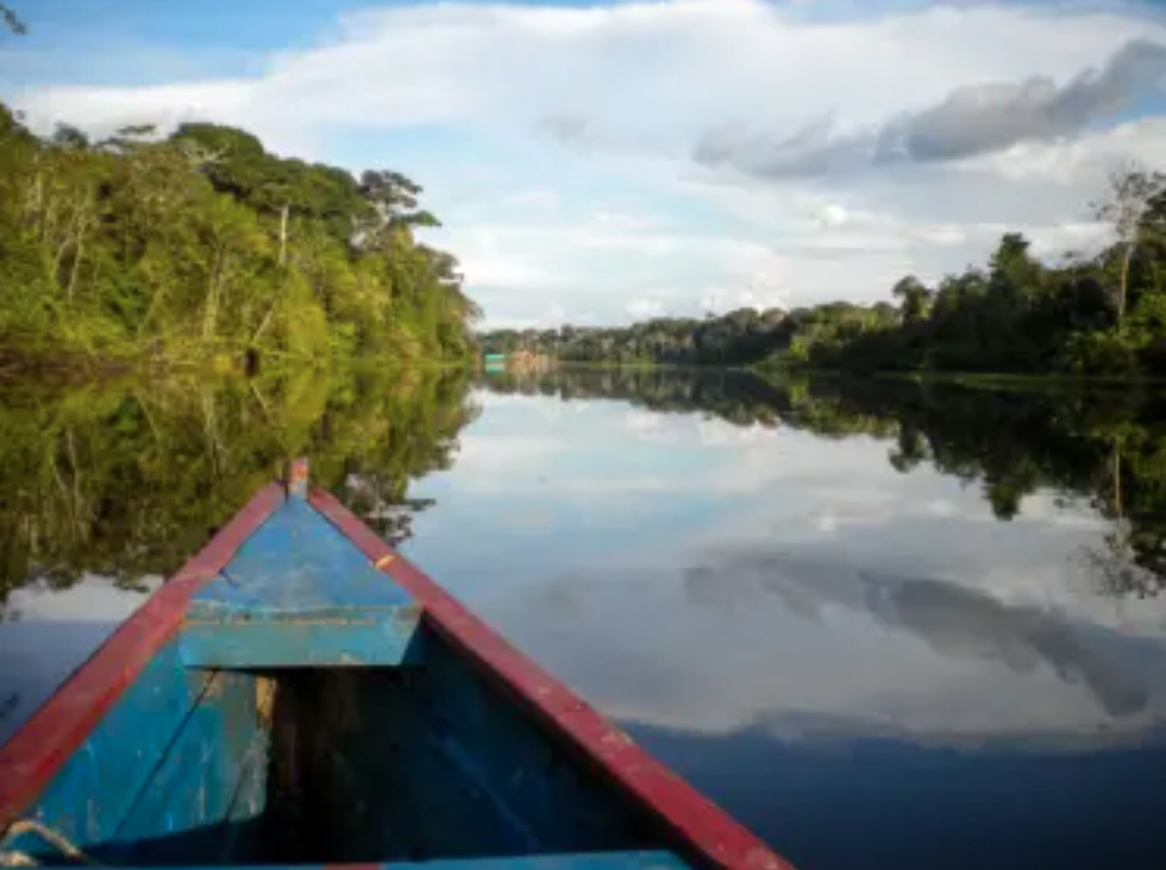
[0,477,791,870]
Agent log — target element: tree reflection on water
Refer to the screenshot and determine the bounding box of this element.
[4,363,1165,615]
[484,367,1166,599]
[0,365,476,614]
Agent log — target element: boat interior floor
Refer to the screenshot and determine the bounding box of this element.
[8,632,673,868]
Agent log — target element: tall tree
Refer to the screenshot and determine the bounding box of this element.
[1092,164,1165,324]
[891,275,933,325]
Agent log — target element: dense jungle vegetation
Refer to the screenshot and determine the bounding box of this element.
[0,101,479,373]
[480,168,1166,379]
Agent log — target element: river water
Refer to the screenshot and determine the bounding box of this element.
[2,367,1165,869]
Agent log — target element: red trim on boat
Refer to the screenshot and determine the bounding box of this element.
[0,483,285,831]
[309,489,797,870]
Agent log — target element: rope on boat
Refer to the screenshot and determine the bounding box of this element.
[0,820,106,867]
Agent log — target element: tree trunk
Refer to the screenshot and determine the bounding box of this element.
[251,298,279,345]
[27,168,43,229]
[137,283,166,337]
[53,204,87,297]
[42,197,58,247]
[53,232,73,285]
[66,213,89,304]
[203,247,224,343]
[201,389,224,476]
[1113,440,1123,520]
[1118,241,1134,323]
[279,204,289,267]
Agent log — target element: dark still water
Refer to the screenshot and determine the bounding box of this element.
[3,366,1166,869]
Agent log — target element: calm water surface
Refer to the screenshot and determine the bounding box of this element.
[3,367,1166,869]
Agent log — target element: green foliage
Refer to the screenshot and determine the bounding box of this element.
[1058,331,1137,376]
[0,102,478,370]
[484,365,786,427]
[892,275,933,325]
[479,307,791,367]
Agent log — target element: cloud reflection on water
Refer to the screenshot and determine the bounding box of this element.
[410,384,1166,751]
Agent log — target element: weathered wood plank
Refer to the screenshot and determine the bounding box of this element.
[106,670,267,865]
[189,499,414,620]
[180,610,421,668]
[0,643,268,866]
[0,484,284,833]
[182,498,420,669]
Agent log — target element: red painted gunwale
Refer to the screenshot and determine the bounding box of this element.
[0,483,285,832]
[309,489,797,870]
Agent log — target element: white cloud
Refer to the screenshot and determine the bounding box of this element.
[502,187,561,211]
[699,285,789,315]
[17,3,1155,125]
[486,532,1166,745]
[626,297,666,319]
[23,1,1163,156]
[956,110,1166,181]
[625,411,683,442]
[12,0,1166,323]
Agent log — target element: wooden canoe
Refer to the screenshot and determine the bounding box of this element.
[0,461,794,870]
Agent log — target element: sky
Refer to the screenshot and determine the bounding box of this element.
[3,0,1166,327]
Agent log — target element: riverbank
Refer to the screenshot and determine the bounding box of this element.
[0,348,313,387]
[0,344,476,388]
[514,358,1166,396]
[751,360,1166,393]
